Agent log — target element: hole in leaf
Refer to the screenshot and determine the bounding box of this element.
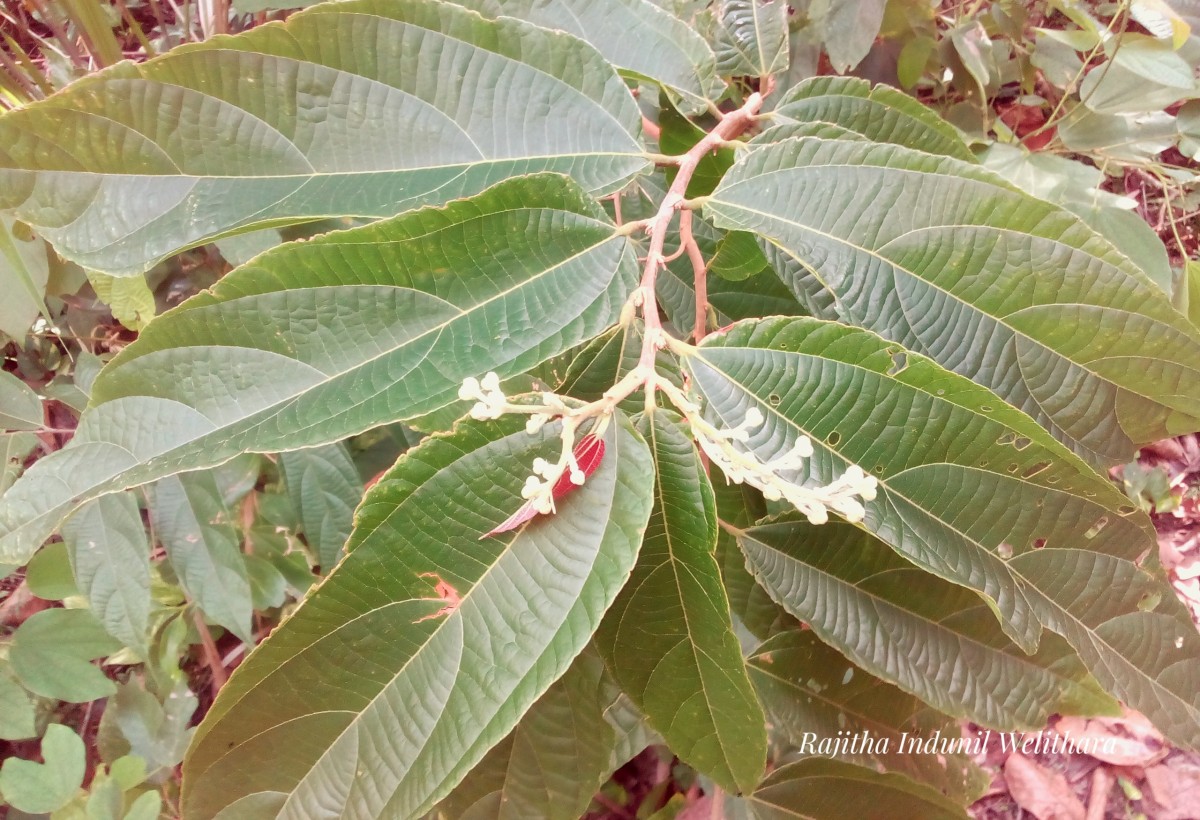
[1031,537,1046,549]
[1006,463,1018,473]
[1137,591,1162,612]
[996,432,1016,446]
[1014,436,1031,450]
[1083,516,1109,539]
[768,393,781,406]
[873,465,884,474]
[1022,462,1050,478]
[1118,504,1136,515]
[980,405,993,412]
[888,351,908,376]
[1046,475,1060,484]
[936,388,945,396]
[826,431,841,446]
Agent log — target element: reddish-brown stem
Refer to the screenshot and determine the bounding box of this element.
[634,92,764,387]
[679,210,709,343]
[192,608,228,696]
[642,115,663,140]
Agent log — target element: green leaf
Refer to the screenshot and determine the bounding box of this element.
[1081,36,1197,114]
[182,411,654,818]
[551,323,648,416]
[712,478,796,642]
[748,629,989,803]
[735,758,969,820]
[766,77,976,161]
[0,0,648,275]
[110,681,197,773]
[149,472,254,643]
[685,317,1200,749]
[0,216,49,338]
[712,0,788,78]
[0,431,38,495]
[0,724,86,814]
[25,541,80,600]
[710,231,771,282]
[125,792,164,820]
[706,136,1200,465]
[0,370,41,431]
[436,649,620,820]
[0,175,638,565]
[595,411,766,793]
[739,518,1116,730]
[61,493,151,652]
[809,0,887,73]
[9,608,122,703]
[0,664,37,741]
[86,271,156,331]
[280,443,363,571]
[455,0,723,114]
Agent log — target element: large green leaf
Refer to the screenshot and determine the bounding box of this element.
[0,176,638,565]
[711,0,788,78]
[182,410,654,818]
[685,317,1200,748]
[0,0,648,275]
[740,518,1116,730]
[595,411,766,793]
[712,478,797,642]
[150,472,254,643]
[279,443,363,571]
[732,758,969,820]
[706,137,1200,465]
[763,77,976,161]
[808,0,887,73]
[0,371,41,431]
[435,649,622,820]
[455,0,723,114]
[748,629,989,803]
[61,493,151,652]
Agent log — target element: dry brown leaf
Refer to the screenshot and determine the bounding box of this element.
[1004,753,1086,820]
[1055,710,1168,767]
[1145,761,1200,820]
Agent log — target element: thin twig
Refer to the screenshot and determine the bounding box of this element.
[192,608,228,696]
[679,210,709,343]
[642,115,662,141]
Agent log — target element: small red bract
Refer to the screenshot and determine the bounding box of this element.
[481,433,606,538]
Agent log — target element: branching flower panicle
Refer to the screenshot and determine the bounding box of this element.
[653,377,878,526]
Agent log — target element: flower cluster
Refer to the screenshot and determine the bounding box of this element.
[521,453,584,514]
[687,405,878,525]
[459,368,877,532]
[458,372,507,420]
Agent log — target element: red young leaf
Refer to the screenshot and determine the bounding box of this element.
[482,433,606,538]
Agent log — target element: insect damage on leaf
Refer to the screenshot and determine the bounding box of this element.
[414,572,462,622]
[482,433,606,539]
